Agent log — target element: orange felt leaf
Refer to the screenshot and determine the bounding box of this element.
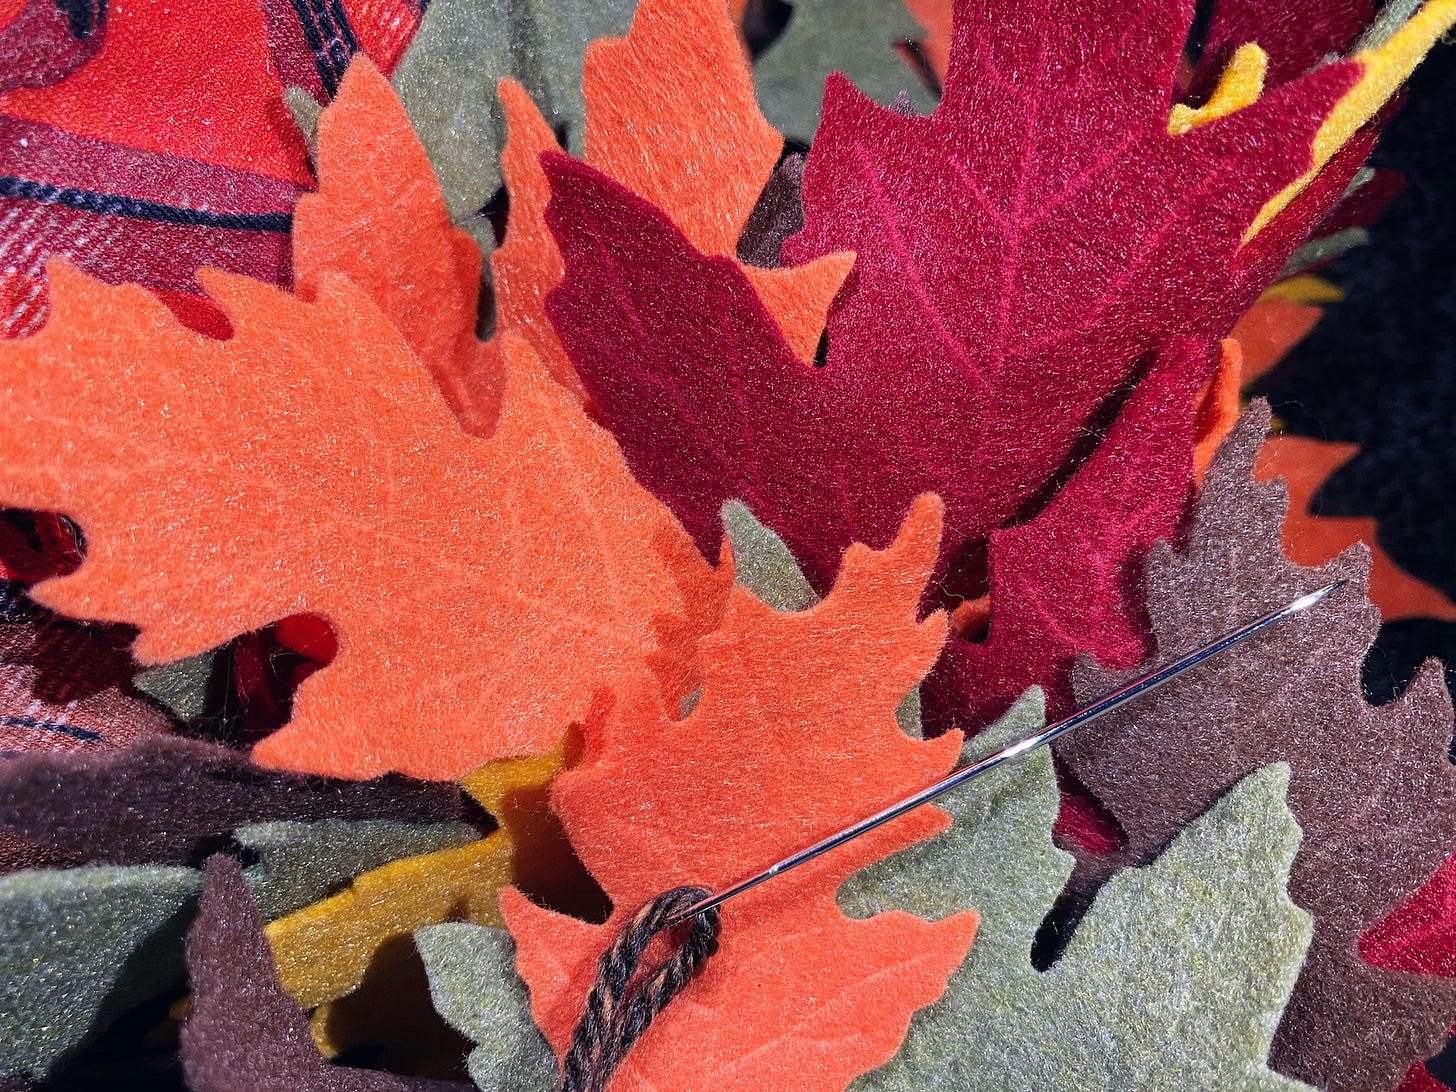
[903,0,952,84]
[0,257,721,780]
[494,0,853,368]
[1192,338,1244,486]
[1255,435,1456,622]
[293,60,501,436]
[503,496,978,1091]
[1230,295,1324,385]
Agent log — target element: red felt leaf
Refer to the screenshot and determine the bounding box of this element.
[503,498,977,1090]
[555,0,1362,606]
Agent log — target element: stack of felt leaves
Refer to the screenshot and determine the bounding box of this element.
[3,0,1456,1089]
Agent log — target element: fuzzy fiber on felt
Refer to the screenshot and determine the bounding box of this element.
[503,497,976,1091]
[845,693,1313,1091]
[0,735,462,865]
[1057,403,1456,1091]
[1,864,201,1079]
[415,923,557,1091]
[0,251,719,780]
[181,856,468,1092]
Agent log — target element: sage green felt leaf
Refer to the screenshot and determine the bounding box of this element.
[391,0,637,222]
[415,922,557,1091]
[134,651,217,722]
[752,0,933,141]
[239,819,478,920]
[844,691,1315,1092]
[0,866,202,1079]
[721,499,921,736]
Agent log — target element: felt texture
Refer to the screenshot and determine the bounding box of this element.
[921,338,1208,729]
[390,0,636,220]
[845,698,1313,1090]
[1194,0,1370,91]
[1363,850,1456,978]
[902,0,951,84]
[497,0,853,371]
[1232,297,1325,385]
[1168,43,1268,135]
[181,856,468,1092]
[0,864,202,1079]
[0,735,463,865]
[504,497,978,1091]
[1057,404,1456,1092]
[239,820,479,921]
[752,0,932,140]
[294,60,501,437]
[0,0,425,338]
[1257,434,1456,622]
[133,652,218,722]
[0,262,720,782]
[735,154,806,269]
[415,923,557,1091]
[557,0,1373,608]
[266,748,561,1016]
[1193,339,1246,485]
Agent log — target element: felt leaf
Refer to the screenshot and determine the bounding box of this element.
[391,0,637,222]
[503,497,977,1091]
[1057,404,1456,1092]
[240,819,479,920]
[294,60,501,437]
[845,700,1313,1090]
[752,0,933,140]
[266,747,567,1024]
[903,0,952,84]
[559,0,1377,604]
[1,864,201,1079]
[498,0,854,370]
[133,651,218,722]
[0,735,463,865]
[181,856,468,1092]
[1193,339,1246,485]
[1231,296,1324,385]
[922,338,1208,729]
[415,923,557,1091]
[0,255,720,781]
[736,154,806,269]
[1256,434,1456,623]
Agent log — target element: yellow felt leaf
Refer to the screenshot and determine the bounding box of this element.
[1168,43,1268,134]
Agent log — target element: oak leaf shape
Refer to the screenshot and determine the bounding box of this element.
[0,245,717,779]
[502,497,978,1091]
[1057,403,1456,1092]
[845,694,1314,1091]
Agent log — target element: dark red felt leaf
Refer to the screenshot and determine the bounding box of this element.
[553,0,1363,612]
[182,855,469,1092]
[1192,0,1371,92]
[921,337,1209,731]
[0,735,462,865]
[1056,404,1456,1092]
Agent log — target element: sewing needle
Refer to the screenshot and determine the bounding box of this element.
[667,579,1346,926]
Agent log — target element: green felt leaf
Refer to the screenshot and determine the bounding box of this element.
[415,922,557,1091]
[722,499,921,736]
[844,691,1315,1092]
[0,865,202,1079]
[133,651,217,722]
[752,0,933,141]
[239,819,478,920]
[391,0,637,223]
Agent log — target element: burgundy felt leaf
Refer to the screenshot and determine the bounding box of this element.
[0,735,462,866]
[1191,0,1370,91]
[553,0,1363,601]
[921,337,1208,731]
[182,855,469,1092]
[1056,404,1456,1092]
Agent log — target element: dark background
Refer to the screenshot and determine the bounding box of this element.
[1257,42,1456,709]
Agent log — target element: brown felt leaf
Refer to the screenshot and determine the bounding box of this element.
[1056,403,1456,1092]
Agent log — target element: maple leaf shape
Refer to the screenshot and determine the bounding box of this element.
[502,497,978,1091]
[492,0,853,383]
[845,694,1314,1091]
[1056,404,1456,1092]
[557,0,1370,600]
[0,256,716,779]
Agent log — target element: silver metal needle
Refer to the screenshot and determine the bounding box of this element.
[667,579,1347,926]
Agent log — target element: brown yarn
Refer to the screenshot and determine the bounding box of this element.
[560,886,722,1092]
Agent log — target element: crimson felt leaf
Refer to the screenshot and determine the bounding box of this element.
[1056,404,1456,1092]
[554,0,1365,607]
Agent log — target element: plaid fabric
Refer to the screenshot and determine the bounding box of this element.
[0,0,423,338]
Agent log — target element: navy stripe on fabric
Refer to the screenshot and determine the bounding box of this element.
[288,0,359,98]
[0,715,103,743]
[0,175,292,232]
